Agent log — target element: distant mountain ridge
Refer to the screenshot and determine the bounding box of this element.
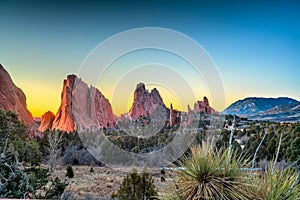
[225,97,300,122]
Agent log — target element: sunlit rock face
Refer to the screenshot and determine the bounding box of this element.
[0,64,33,125]
[129,83,166,120]
[194,96,216,114]
[52,74,115,133]
[38,111,55,132]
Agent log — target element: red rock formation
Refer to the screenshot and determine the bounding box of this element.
[194,96,216,114]
[187,104,192,123]
[129,83,166,120]
[169,103,181,127]
[39,111,55,132]
[52,75,76,132]
[52,75,115,133]
[0,64,33,125]
[94,87,115,128]
[169,103,174,126]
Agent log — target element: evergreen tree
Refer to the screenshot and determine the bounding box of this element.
[66,165,74,178]
[0,109,67,198]
[112,167,157,200]
[90,166,94,173]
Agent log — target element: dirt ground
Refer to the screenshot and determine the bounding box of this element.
[53,165,176,199]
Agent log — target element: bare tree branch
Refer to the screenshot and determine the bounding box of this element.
[272,130,284,174]
[250,128,267,178]
[47,130,63,173]
[228,116,235,159]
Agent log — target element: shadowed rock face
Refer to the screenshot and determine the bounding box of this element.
[39,111,55,132]
[169,103,181,127]
[0,64,33,125]
[51,75,115,133]
[129,83,166,120]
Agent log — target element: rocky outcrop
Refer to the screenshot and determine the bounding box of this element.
[129,83,166,120]
[0,64,33,125]
[194,96,216,114]
[169,103,174,126]
[39,111,55,132]
[51,75,115,133]
[169,103,181,127]
[52,75,76,132]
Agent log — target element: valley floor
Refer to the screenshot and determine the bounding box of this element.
[53,165,173,199]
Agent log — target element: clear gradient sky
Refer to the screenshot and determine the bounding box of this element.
[0,0,299,117]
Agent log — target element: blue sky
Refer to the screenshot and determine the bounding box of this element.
[0,0,299,116]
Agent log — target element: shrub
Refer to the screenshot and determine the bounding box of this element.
[90,166,94,173]
[112,167,157,200]
[66,165,74,178]
[255,164,300,200]
[176,141,256,200]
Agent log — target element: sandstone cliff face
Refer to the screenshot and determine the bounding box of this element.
[193,96,216,114]
[51,75,115,133]
[0,64,33,125]
[52,75,76,132]
[129,83,166,120]
[38,111,55,132]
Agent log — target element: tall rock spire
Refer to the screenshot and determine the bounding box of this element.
[169,103,174,126]
[50,74,115,133]
[129,83,166,120]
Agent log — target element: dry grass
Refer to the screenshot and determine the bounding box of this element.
[52,165,171,199]
[254,164,300,200]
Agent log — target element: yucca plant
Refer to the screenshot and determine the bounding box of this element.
[176,141,256,200]
[255,164,300,200]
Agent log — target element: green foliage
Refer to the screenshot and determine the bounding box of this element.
[90,167,94,173]
[176,142,256,200]
[232,140,242,155]
[255,164,300,199]
[286,137,300,164]
[106,130,175,153]
[112,167,157,200]
[0,152,34,198]
[27,167,49,193]
[23,140,43,166]
[40,177,68,199]
[266,137,277,160]
[66,165,74,178]
[0,109,66,199]
[194,130,206,145]
[0,110,27,140]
